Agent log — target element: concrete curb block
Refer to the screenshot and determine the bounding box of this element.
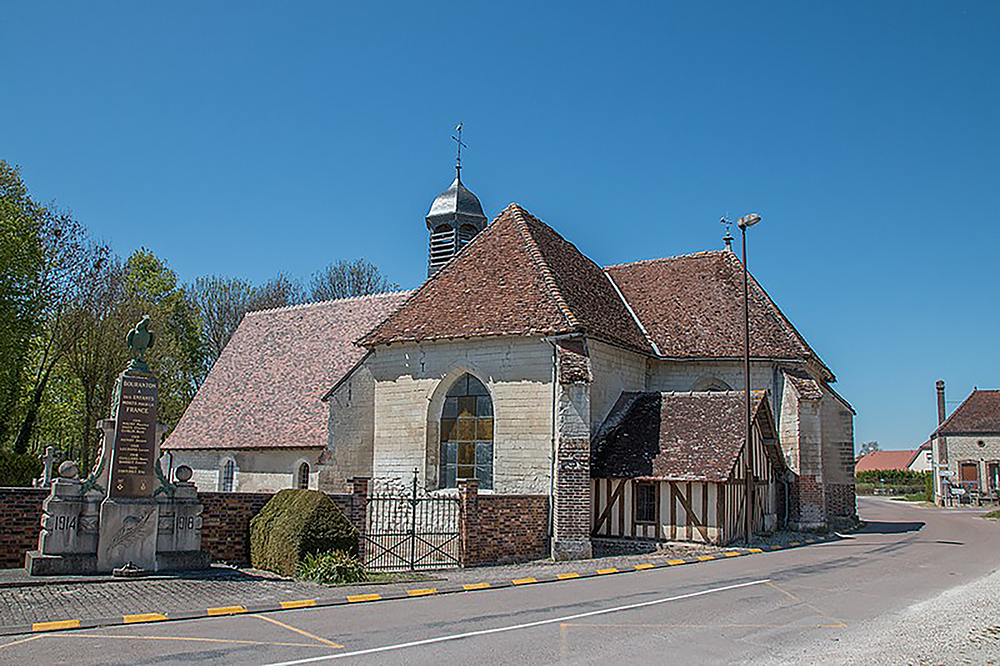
[0,536,835,637]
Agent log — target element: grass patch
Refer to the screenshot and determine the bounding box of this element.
[893,492,929,502]
[983,509,1000,519]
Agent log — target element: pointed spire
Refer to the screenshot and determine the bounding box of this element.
[452,121,466,182]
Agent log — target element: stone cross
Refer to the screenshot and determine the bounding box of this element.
[39,446,57,486]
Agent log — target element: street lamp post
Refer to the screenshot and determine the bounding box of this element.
[738,212,761,544]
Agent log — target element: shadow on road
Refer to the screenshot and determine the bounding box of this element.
[858,520,924,534]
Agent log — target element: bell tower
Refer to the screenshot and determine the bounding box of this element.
[426,124,488,276]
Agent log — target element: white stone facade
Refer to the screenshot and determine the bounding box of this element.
[168,448,323,493]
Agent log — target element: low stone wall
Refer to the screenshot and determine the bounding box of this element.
[0,487,363,569]
[460,481,549,566]
[0,488,48,569]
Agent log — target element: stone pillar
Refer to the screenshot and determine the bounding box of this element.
[552,340,593,560]
[155,466,210,570]
[348,477,369,560]
[793,396,826,530]
[25,461,99,575]
[458,479,480,566]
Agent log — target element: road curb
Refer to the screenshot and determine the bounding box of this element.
[0,535,836,637]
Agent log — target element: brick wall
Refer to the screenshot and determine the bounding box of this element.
[0,487,363,569]
[459,481,549,566]
[0,488,48,569]
[825,482,857,519]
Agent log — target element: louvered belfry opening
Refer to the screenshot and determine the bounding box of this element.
[425,173,488,277]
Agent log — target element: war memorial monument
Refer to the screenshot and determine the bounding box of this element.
[25,317,209,575]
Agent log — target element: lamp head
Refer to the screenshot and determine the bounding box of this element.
[737,213,761,229]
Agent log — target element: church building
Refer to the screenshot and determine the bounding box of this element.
[165,163,856,559]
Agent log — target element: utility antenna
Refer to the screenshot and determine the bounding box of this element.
[721,215,734,251]
[452,122,466,179]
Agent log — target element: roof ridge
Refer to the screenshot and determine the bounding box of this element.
[247,289,414,316]
[932,388,986,436]
[505,204,580,330]
[605,249,728,269]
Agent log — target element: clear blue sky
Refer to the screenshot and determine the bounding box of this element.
[4,2,998,451]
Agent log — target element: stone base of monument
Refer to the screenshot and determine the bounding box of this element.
[24,551,98,576]
[97,499,160,572]
[157,550,212,571]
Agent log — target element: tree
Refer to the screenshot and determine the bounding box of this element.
[5,165,102,454]
[188,272,304,384]
[859,441,880,457]
[0,161,46,447]
[307,259,398,302]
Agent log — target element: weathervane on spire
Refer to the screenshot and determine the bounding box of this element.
[721,215,734,252]
[452,122,466,179]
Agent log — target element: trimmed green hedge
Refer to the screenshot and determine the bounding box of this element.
[0,449,43,487]
[250,489,359,577]
[856,469,930,486]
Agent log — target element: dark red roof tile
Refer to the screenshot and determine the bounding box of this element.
[935,389,1000,435]
[591,390,780,482]
[362,204,652,354]
[164,292,410,450]
[606,252,831,378]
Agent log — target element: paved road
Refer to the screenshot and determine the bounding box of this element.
[3,498,998,665]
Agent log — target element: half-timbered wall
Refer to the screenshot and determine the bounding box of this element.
[591,427,780,545]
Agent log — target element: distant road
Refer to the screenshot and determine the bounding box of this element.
[5,498,999,665]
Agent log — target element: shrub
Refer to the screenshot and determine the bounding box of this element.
[297,550,368,585]
[925,473,934,502]
[0,449,43,487]
[250,489,358,577]
[856,469,929,486]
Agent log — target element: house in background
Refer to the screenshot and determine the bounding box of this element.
[908,441,933,473]
[855,449,920,474]
[931,382,1000,504]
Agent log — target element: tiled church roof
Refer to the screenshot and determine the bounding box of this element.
[164,292,410,450]
[361,204,652,353]
[934,389,1000,436]
[606,251,832,378]
[591,390,781,482]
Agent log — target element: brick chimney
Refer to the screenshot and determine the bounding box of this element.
[936,380,948,464]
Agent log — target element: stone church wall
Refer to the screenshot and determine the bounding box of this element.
[366,337,554,494]
[324,364,376,493]
[587,340,647,434]
[821,389,857,519]
[168,447,323,493]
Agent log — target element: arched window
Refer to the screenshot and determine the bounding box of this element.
[296,462,310,490]
[220,459,235,492]
[693,376,732,392]
[440,373,493,489]
[458,224,477,249]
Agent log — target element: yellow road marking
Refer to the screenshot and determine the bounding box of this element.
[0,635,42,649]
[512,577,537,585]
[407,588,437,597]
[723,551,741,557]
[347,594,381,603]
[123,613,167,624]
[557,572,582,579]
[697,556,715,561]
[596,568,618,574]
[462,582,490,590]
[49,633,327,648]
[280,599,317,610]
[788,541,802,547]
[254,614,344,648]
[667,559,686,565]
[633,564,654,570]
[748,548,763,553]
[207,605,247,616]
[32,620,80,632]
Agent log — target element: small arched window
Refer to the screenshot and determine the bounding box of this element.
[440,373,493,489]
[221,459,235,493]
[296,462,310,489]
[693,376,732,392]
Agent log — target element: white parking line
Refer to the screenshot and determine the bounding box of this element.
[262,578,771,665]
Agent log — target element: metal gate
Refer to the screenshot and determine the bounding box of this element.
[363,475,461,572]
